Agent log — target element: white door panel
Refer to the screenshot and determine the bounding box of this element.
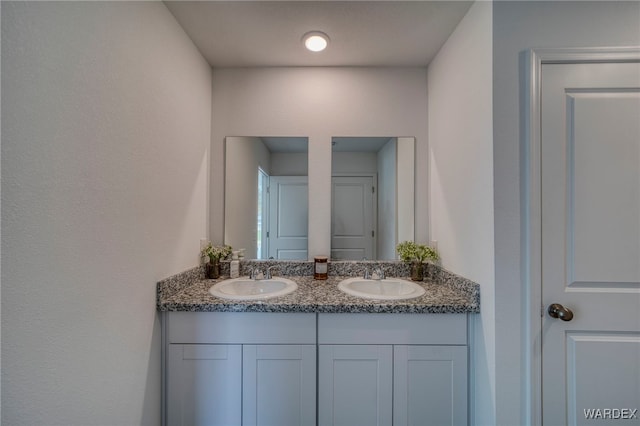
[331,176,375,260]
[268,176,308,260]
[541,62,640,425]
[566,91,640,285]
[565,333,640,425]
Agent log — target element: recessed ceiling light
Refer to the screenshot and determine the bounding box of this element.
[303,31,329,52]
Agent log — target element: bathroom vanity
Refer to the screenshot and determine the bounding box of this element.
[157,262,479,426]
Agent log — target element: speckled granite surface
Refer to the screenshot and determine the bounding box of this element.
[157,261,480,314]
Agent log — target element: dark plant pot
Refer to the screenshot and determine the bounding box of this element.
[410,261,424,281]
[205,259,220,279]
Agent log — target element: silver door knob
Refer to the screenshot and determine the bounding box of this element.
[548,303,574,321]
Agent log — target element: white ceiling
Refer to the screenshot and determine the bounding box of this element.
[164,1,473,67]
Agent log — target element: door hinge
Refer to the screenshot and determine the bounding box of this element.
[266,231,270,238]
[372,186,375,193]
[372,230,375,237]
[266,186,270,194]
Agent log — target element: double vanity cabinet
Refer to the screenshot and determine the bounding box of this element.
[158,263,479,426]
[163,311,469,426]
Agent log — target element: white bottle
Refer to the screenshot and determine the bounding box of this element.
[230,260,240,278]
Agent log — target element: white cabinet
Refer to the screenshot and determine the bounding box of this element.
[393,345,468,426]
[318,314,468,426]
[163,312,317,426]
[243,344,316,426]
[318,345,393,426]
[167,344,242,426]
[164,312,469,426]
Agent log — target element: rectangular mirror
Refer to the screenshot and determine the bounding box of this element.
[331,137,415,260]
[224,137,308,260]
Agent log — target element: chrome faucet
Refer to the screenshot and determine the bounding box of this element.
[363,265,385,280]
[373,267,385,280]
[264,265,278,280]
[249,267,260,280]
[363,265,372,280]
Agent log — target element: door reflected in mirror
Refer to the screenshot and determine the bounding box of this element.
[331,137,415,260]
[225,137,308,260]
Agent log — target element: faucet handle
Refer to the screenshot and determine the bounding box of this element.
[374,267,385,280]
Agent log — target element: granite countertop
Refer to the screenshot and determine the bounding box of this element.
[157,261,480,314]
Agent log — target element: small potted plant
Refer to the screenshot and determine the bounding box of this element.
[201,243,232,279]
[396,241,439,281]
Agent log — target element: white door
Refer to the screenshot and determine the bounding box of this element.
[541,61,640,425]
[268,176,308,259]
[242,345,316,426]
[331,176,375,260]
[318,345,392,426]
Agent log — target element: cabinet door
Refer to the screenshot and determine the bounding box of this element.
[242,345,316,426]
[167,344,242,426]
[393,345,468,426]
[318,345,393,426]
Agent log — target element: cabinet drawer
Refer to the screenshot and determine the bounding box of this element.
[167,312,316,344]
[318,313,467,345]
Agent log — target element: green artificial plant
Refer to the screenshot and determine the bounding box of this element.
[396,241,439,263]
[201,244,233,263]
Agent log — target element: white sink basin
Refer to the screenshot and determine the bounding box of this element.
[209,277,298,301]
[338,277,426,300]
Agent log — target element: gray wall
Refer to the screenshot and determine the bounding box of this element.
[428,2,494,424]
[1,2,211,424]
[493,1,640,424]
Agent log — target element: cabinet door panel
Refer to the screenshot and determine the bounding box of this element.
[319,345,393,426]
[394,345,468,426]
[167,344,242,426]
[242,345,316,426]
